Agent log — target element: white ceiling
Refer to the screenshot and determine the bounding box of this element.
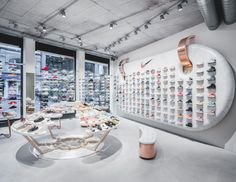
[0,0,203,56]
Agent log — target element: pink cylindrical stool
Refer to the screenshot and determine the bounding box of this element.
[139,127,157,159]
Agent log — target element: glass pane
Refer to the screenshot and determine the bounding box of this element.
[84,61,110,111]
[0,43,22,120]
[35,51,75,111]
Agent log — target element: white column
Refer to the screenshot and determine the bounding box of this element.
[23,37,35,117]
[76,49,85,101]
[109,59,114,113]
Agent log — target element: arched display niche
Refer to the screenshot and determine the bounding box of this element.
[116,44,235,131]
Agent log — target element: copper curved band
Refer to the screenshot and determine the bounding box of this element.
[119,58,129,80]
[177,35,195,72]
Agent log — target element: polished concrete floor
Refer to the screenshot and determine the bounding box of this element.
[0,117,236,182]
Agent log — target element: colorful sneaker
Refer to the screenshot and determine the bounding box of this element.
[208,102,216,107]
[177,92,183,96]
[208,92,216,97]
[41,66,49,71]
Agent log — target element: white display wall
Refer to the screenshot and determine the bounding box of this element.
[115,44,235,131]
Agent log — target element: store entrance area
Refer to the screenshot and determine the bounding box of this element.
[1,118,236,182]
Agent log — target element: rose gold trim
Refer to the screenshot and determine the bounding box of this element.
[119,58,129,80]
[177,35,195,73]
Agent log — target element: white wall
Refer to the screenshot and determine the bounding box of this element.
[117,22,236,148]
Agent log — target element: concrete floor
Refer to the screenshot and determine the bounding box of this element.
[0,117,236,182]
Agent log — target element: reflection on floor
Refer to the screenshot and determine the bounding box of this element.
[0,117,236,182]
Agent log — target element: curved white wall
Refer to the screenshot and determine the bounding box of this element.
[116,22,236,148]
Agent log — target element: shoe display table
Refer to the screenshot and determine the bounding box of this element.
[11,106,119,159]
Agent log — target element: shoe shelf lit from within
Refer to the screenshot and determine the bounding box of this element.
[35,51,75,111]
[115,44,235,131]
[84,71,110,111]
[0,43,22,120]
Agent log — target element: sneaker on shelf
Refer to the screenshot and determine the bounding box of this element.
[8,101,17,105]
[208,59,216,65]
[207,84,216,89]
[186,122,193,127]
[186,99,192,104]
[186,92,192,96]
[52,75,58,79]
[42,66,49,71]
[196,109,203,113]
[177,92,183,96]
[9,105,17,109]
[9,97,17,100]
[196,117,203,122]
[207,76,216,81]
[208,102,216,107]
[208,92,216,97]
[186,107,192,112]
[207,66,216,72]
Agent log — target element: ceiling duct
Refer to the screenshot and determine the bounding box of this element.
[221,0,236,24]
[196,0,220,30]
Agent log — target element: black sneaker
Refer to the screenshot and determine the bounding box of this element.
[9,97,17,100]
[9,105,17,109]
[28,126,38,132]
[34,117,44,123]
[186,123,193,127]
[207,66,216,72]
[186,99,192,104]
[186,107,192,112]
[207,84,216,89]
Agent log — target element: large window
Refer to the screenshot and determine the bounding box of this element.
[35,46,75,111]
[84,59,110,110]
[0,42,22,120]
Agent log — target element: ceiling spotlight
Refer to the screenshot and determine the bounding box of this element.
[182,0,188,5]
[60,9,66,18]
[177,4,183,11]
[76,36,82,42]
[124,34,129,40]
[42,26,47,32]
[160,14,165,21]
[134,28,140,35]
[144,21,151,29]
[60,36,65,41]
[13,23,18,29]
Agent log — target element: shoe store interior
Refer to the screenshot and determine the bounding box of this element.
[0,0,236,182]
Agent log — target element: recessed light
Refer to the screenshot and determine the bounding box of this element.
[42,26,47,32]
[177,4,183,11]
[60,9,66,18]
[160,14,165,21]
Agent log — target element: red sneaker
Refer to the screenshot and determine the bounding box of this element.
[8,101,17,105]
[41,67,49,71]
[52,75,58,79]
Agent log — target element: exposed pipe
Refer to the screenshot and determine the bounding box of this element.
[196,0,220,30]
[221,0,236,24]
